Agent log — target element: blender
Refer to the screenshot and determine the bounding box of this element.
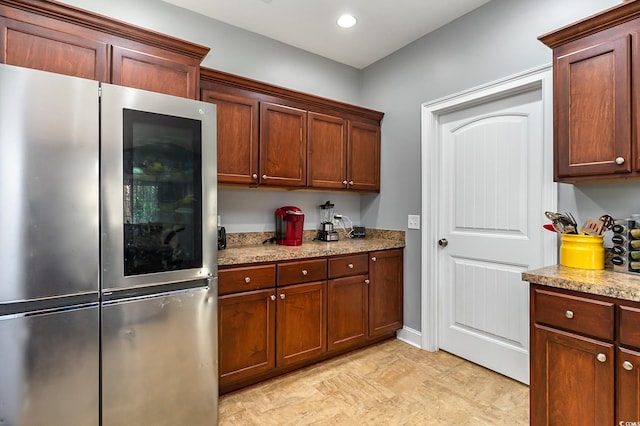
[317,201,339,241]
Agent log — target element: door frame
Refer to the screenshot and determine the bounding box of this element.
[420,65,557,351]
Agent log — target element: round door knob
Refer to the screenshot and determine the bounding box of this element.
[280,294,285,299]
[252,173,258,179]
[262,174,268,179]
[371,256,377,262]
[565,310,574,319]
[616,157,625,165]
[624,361,634,371]
[438,239,448,247]
[301,269,308,276]
[348,263,354,269]
[244,276,251,283]
[270,295,276,301]
[364,279,370,284]
[596,353,607,363]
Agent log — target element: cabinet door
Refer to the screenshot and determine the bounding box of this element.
[617,347,640,424]
[348,120,380,191]
[307,111,347,189]
[260,102,307,187]
[111,45,199,99]
[531,324,614,426]
[218,289,276,387]
[368,249,403,338]
[0,17,108,81]
[276,281,326,366]
[327,275,368,352]
[202,91,259,185]
[555,33,631,179]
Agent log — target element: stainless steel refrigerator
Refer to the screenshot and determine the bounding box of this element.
[0,63,218,426]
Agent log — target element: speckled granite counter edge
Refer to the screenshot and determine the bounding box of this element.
[522,264,640,302]
[218,229,405,266]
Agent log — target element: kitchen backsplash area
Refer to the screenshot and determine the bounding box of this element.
[218,187,363,233]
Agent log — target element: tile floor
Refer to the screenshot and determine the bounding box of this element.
[218,338,529,425]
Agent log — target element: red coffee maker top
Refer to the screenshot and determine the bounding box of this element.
[275,206,304,246]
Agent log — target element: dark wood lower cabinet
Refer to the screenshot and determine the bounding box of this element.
[617,347,640,424]
[531,324,614,425]
[218,288,276,388]
[529,284,640,425]
[218,249,404,394]
[277,281,326,367]
[327,274,369,352]
[369,249,403,338]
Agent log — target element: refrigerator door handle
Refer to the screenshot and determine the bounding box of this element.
[102,277,212,304]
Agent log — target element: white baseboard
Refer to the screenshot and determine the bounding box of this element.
[396,326,421,348]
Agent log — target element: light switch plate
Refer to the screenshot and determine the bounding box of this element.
[408,214,420,230]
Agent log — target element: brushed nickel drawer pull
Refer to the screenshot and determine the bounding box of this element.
[244,276,251,283]
[565,310,574,319]
[301,269,308,276]
[597,353,607,363]
[280,293,285,299]
[364,279,370,284]
[624,361,634,371]
[348,263,354,269]
[270,295,276,301]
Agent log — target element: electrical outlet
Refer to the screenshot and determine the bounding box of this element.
[408,214,420,230]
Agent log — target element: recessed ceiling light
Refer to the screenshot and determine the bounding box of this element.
[337,14,357,29]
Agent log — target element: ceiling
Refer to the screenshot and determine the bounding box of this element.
[161,0,492,69]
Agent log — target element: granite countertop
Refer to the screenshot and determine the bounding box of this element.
[522,264,640,302]
[218,229,405,266]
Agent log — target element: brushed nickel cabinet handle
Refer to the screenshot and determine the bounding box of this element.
[280,293,285,299]
[371,256,377,262]
[262,174,268,179]
[596,353,607,363]
[565,310,574,319]
[301,269,308,276]
[244,277,251,283]
[616,157,625,165]
[364,279,370,284]
[252,173,258,179]
[270,295,276,301]
[623,361,634,371]
[349,180,354,185]
[348,263,354,269]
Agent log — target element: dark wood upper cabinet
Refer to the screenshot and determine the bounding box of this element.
[0,0,209,99]
[200,67,384,192]
[0,16,108,80]
[308,111,348,189]
[539,2,640,182]
[349,120,381,192]
[201,90,259,185]
[260,102,307,187]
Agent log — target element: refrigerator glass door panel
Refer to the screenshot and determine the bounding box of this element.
[101,286,217,426]
[0,304,99,426]
[0,64,99,303]
[123,109,202,276]
[101,83,217,291]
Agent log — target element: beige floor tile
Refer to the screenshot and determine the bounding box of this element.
[218,339,529,425]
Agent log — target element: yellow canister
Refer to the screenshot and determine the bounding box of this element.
[560,234,605,270]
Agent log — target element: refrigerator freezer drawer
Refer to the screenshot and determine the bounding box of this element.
[0,304,99,426]
[101,286,217,426]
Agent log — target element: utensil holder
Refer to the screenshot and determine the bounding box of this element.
[560,234,604,270]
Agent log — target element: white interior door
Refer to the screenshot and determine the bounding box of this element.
[421,67,556,385]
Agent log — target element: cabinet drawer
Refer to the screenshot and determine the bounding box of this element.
[619,305,640,348]
[534,288,614,341]
[328,254,368,279]
[219,264,276,295]
[277,258,327,286]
